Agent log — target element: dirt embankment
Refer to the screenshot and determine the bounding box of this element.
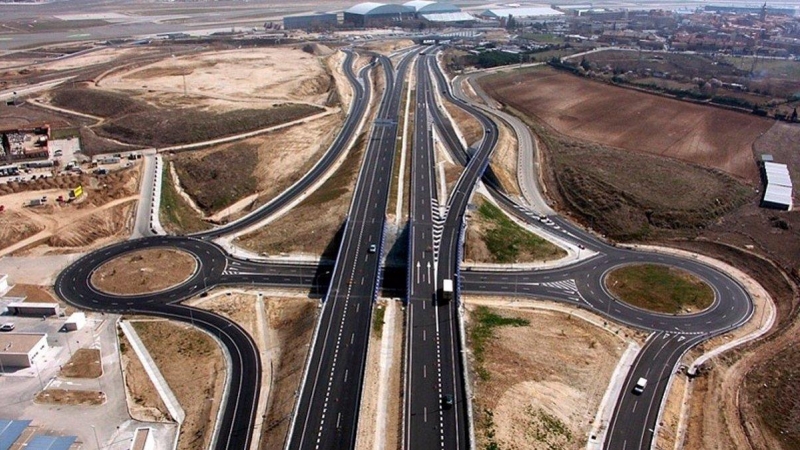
[327,50,353,111]
[258,299,319,449]
[0,166,142,254]
[444,100,483,146]
[236,62,384,258]
[118,331,172,423]
[49,50,328,148]
[466,303,624,450]
[171,113,342,218]
[105,47,334,109]
[531,117,753,242]
[361,39,414,56]
[489,120,521,197]
[186,292,319,449]
[132,320,225,450]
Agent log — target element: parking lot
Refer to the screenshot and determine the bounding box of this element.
[0,300,179,448]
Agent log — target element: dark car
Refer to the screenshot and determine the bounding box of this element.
[441,394,454,409]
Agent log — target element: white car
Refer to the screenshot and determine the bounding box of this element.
[0,322,15,332]
[633,377,647,395]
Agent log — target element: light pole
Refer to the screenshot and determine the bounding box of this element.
[90,425,101,449]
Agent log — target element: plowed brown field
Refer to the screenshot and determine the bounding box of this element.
[480,68,773,184]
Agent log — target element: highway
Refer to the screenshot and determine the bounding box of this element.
[286,49,416,450]
[422,49,753,450]
[404,50,469,450]
[51,45,757,450]
[54,49,376,450]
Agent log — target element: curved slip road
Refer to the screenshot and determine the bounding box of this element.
[53,45,756,450]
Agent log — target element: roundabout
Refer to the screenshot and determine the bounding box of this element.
[604,263,715,315]
[49,46,759,450]
[55,236,228,312]
[90,247,199,296]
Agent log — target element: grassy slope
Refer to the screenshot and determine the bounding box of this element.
[508,107,754,241]
[469,306,529,381]
[99,104,322,147]
[606,264,715,314]
[159,160,211,234]
[470,197,565,264]
[236,132,366,258]
[172,143,259,214]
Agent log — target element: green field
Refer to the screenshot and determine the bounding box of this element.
[606,264,714,314]
[159,160,211,234]
[473,198,565,263]
[469,306,529,381]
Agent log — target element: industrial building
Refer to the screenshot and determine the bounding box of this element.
[0,333,48,368]
[404,1,460,15]
[422,12,476,25]
[344,2,414,27]
[0,420,76,450]
[283,13,338,30]
[0,274,8,296]
[63,312,87,332]
[761,158,793,210]
[5,302,60,317]
[0,125,50,163]
[479,6,564,20]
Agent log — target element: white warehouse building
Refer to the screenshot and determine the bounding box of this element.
[404,1,460,14]
[0,333,48,368]
[761,161,793,210]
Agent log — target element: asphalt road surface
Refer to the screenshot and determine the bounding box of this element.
[404,50,469,450]
[286,49,416,450]
[423,51,752,450]
[52,46,755,450]
[54,236,260,450]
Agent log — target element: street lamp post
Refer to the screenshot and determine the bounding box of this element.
[90,425,101,449]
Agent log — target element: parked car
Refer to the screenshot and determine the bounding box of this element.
[0,323,15,332]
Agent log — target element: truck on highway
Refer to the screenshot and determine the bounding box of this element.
[441,279,454,302]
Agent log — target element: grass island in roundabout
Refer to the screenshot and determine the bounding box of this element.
[90,248,198,296]
[605,263,715,315]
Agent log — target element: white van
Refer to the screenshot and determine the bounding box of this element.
[633,377,648,395]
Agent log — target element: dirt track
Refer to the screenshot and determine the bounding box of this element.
[481,68,772,184]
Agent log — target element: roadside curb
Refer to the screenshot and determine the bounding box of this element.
[119,320,185,424]
[149,155,166,236]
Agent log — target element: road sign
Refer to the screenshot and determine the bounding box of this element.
[69,186,83,198]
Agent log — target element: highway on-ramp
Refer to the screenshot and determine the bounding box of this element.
[52,44,757,450]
